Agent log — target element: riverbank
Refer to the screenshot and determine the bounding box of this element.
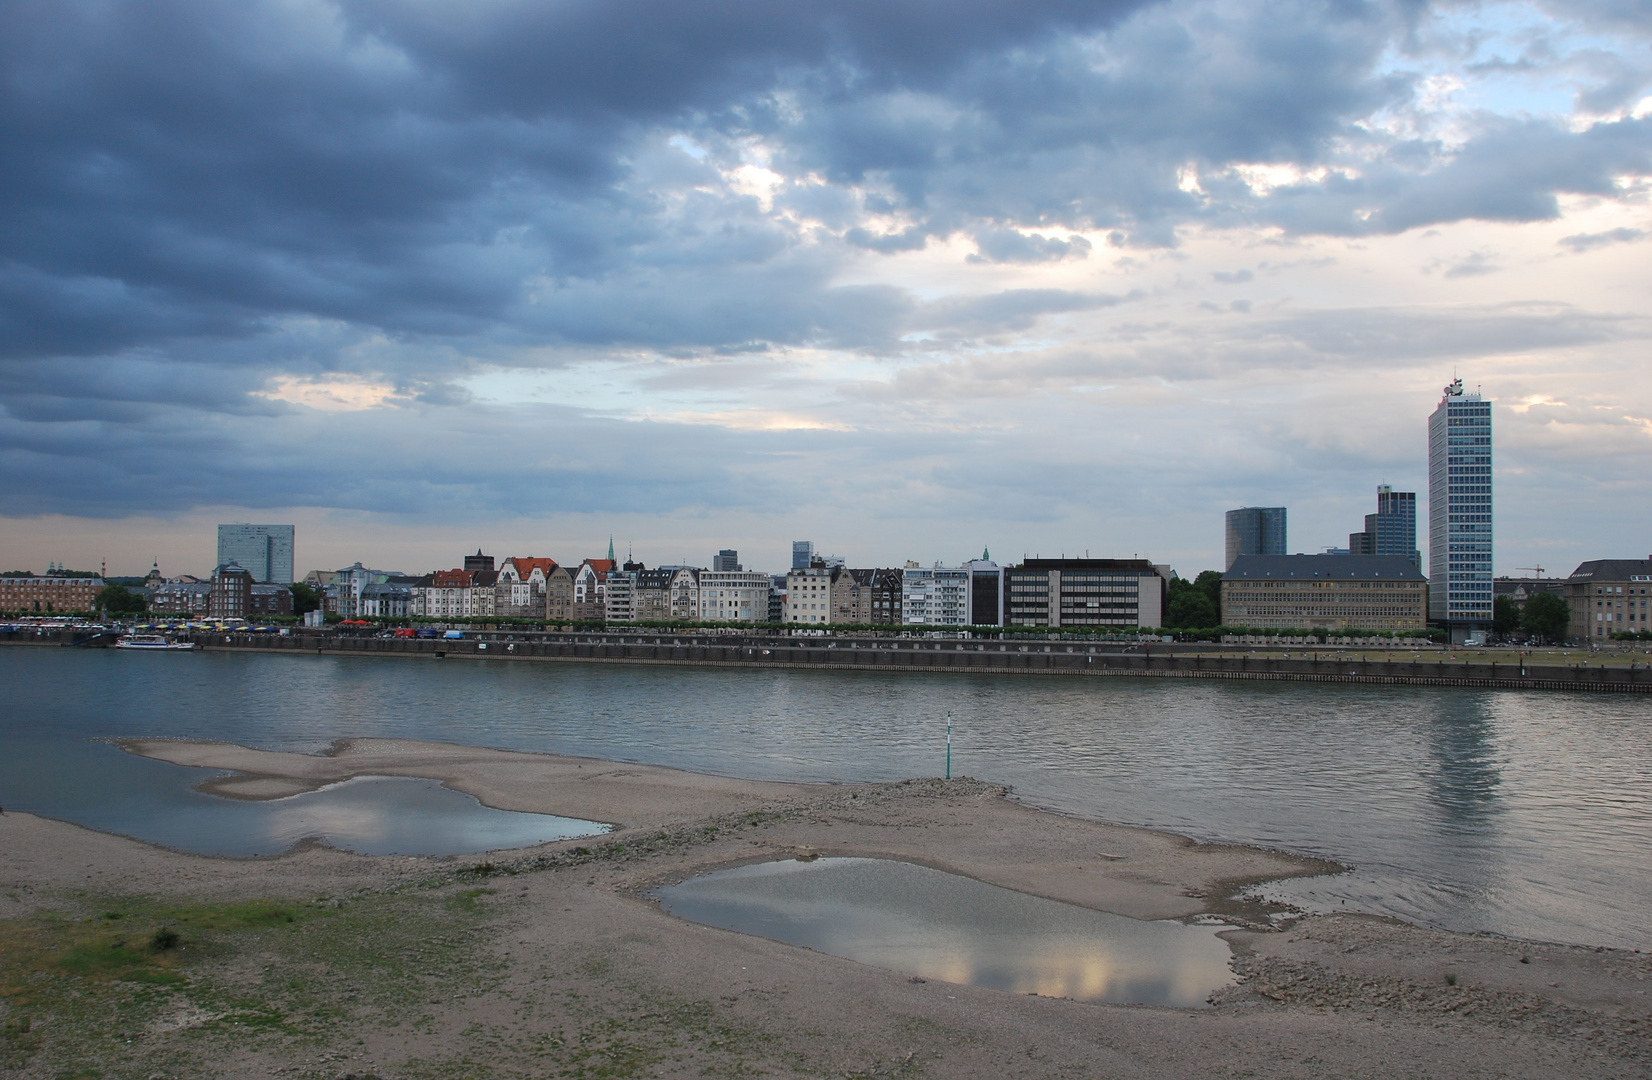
[10,625,1650,692]
[2,739,1646,1078]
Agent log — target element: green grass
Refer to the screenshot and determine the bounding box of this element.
[0,889,500,1077]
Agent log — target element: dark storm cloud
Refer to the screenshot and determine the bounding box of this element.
[3,0,1648,520]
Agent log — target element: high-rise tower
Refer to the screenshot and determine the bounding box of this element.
[1428,378,1492,635]
[1224,507,1287,571]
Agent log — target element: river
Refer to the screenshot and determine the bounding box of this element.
[2,647,1648,949]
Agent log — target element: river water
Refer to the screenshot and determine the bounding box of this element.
[2,648,1648,949]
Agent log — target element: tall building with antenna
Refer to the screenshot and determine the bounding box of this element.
[1428,378,1493,638]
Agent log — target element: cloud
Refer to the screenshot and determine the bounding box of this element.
[1558,227,1648,251]
[0,0,1648,576]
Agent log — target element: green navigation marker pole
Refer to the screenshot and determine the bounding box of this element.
[946,713,952,780]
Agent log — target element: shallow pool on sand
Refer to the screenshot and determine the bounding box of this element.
[654,857,1235,1007]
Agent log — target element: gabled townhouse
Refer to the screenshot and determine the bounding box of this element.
[572,559,615,621]
[668,567,700,620]
[496,557,558,619]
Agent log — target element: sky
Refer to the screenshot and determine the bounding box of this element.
[1,0,1648,579]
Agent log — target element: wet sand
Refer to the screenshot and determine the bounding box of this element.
[1,737,1647,1078]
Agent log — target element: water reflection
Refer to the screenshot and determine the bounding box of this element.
[1422,695,1504,833]
[654,858,1233,1007]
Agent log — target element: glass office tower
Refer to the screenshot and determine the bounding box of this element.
[216,524,295,584]
[1224,506,1287,571]
[1427,379,1492,633]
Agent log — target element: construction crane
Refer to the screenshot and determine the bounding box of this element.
[1517,566,1546,578]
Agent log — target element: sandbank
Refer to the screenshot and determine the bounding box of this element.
[0,737,1645,1078]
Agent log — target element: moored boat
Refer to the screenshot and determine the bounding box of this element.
[114,634,197,651]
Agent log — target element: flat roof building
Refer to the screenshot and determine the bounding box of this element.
[1428,378,1493,636]
[1005,558,1169,629]
[216,524,294,584]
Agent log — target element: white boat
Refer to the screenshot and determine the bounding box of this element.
[114,634,197,651]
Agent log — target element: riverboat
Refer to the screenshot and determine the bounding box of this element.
[114,634,198,651]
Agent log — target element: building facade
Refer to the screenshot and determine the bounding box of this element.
[699,570,770,622]
[209,563,254,620]
[358,583,412,618]
[1004,559,1169,629]
[967,556,1004,625]
[792,541,814,570]
[1564,559,1652,642]
[1428,378,1493,636]
[1224,507,1287,571]
[216,524,295,584]
[902,565,970,625]
[1349,487,1419,567]
[713,550,742,572]
[785,564,836,623]
[146,579,210,616]
[0,572,105,613]
[1222,554,1427,630]
[572,559,614,621]
[496,557,559,619]
[249,583,295,617]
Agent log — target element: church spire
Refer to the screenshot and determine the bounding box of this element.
[607,535,615,562]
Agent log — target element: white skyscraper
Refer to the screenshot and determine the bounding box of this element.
[1427,379,1492,635]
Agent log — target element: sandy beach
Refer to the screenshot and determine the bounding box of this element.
[1,738,1647,1079]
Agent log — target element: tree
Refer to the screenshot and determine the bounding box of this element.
[1521,591,1571,644]
[1492,595,1520,637]
[1192,570,1223,622]
[95,584,146,616]
[1165,571,1221,629]
[289,582,321,616]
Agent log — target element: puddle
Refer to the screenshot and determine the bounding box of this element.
[236,774,609,857]
[653,857,1234,1007]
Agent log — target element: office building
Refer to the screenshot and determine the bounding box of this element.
[792,541,814,570]
[463,549,495,574]
[1222,554,1427,630]
[1563,559,1652,642]
[1348,487,1419,567]
[1224,508,1287,571]
[1428,378,1493,636]
[1004,559,1169,629]
[216,524,295,584]
[713,549,742,572]
[967,554,1004,626]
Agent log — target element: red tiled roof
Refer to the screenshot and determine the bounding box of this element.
[582,559,616,573]
[506,557,559,578]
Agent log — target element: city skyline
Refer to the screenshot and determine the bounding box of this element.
[2,3,1648,577]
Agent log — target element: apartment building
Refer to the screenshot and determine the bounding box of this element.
[902,565,970,626]
[572,559,615,621]
[0,572,105,613]
[496,557,559,619]
[786,564,836,624]
[699,570,770,623]
[1564,559,1652,642]
[209,563,254,621]
[1222,554,1427,630]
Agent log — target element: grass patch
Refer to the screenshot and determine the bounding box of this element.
[0,888,500,1077]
